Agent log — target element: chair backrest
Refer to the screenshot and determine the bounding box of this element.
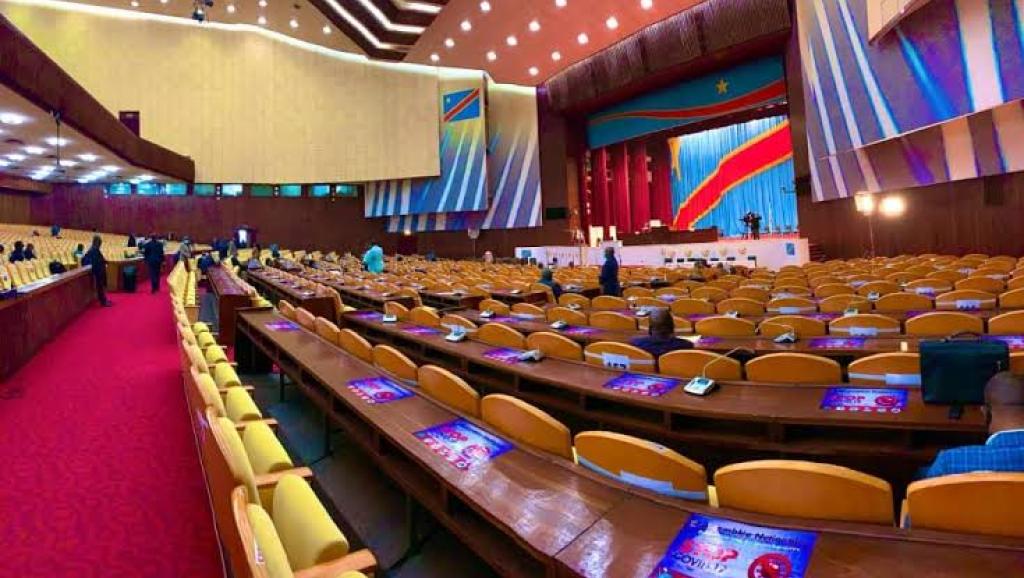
[205,344,230,365]
[408,306,441,327]
[478,298,511,315]
[511,302,546,317]
[591,295,628,310]
[745,353,841,384]
[589,311,638,331]
[575,431,708,500]
[314,318,341,345]
[714,460,894,524]
[583,341,656,370]
[906,473,1024,537]
[934,289,998,311]
[191,366,227,416]
[694,316,756,337]
[481,394,573,459]
[338,329,373,363]
[212,416,260,506]
[729,286,770,302]
[828,313,901,336]
[477,323,527,349]
[384,301,410,320]
[622,286,654,299]
[818,294,871,313]
[848,353,921,386]
[525,331,584,361]
[690,286,728,302]
[272,474,351,571]
[371,345,417,382]
[988,310,1024,335]
[765,297,817,314]
[440,314,477,330]
[955,276,1005,294]
[874,292,933,312]
[758,315,827,338]
[670,298,716,316]
[998,288,1024,309]
[558,293,590,308]
[905,279,953,295]
[242,420,294,476]
[279,300,297,321]
[417,365,480,417]
[715,297,765,315]
[905,311,983,337]
[856,280,901,297]
[658,349,742,380]
[546,306,588,326]
[295,307,317,331]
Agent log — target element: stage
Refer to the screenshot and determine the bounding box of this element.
[516,237,810,271]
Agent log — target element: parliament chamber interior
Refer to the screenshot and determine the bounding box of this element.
[2,0,1024,577]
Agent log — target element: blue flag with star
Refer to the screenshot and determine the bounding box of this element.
[443,89,481,123]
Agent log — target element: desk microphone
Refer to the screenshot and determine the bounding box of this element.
[769,323,798,344]
[684,346,755,396]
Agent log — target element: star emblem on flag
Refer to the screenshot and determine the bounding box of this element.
[716,78,729,94]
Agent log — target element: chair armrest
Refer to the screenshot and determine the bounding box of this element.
[254,467,313,488]
[219,385,256,393]
[293,549,378,578]
[234,418,278,431]
[899,499,909,529]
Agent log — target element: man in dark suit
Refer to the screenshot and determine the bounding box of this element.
[630,309,694,358]
[599,246,621,297]
[141,233,164,293]
[82,235,112,307]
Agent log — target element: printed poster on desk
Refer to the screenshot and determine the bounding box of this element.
[982,335,1024,351]
[561,325,602,336]
[414,418,514,471]
[403,326,442,336]
[346,377,415,405]
[483,348,523,364]
[647,513,817,578]
[349,311,383,321]
[604,373,680,397]
[265,320,300,332]
[808,337,866,350]
[820,387,908,413]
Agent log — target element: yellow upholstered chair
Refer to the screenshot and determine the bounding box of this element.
[478,298,511,315]
[694,316,756,337]
[589,311,638,331]
[234,479,376,578]
[988,311,1024,335]
[655,287,689,300]
[295,307,317,331]
[529,283,556,304]
[1008,277,1024,291]
[813,283,856,299]
[205,344,230,366]
[848,353,921,386]
[956,276,1005,294]
[481,394,573,460]
[622,286,654,299]
[278,300,297,321]
[546,306,588,326]
[818,294,871,314]
[905,312,983,337]
[383,301,410,320]
[874,292,933,313]
[193,321,213,335]
[998,288,1024,309]
[928,269,967,284]
[417,365,480,417]
[511,302,546,317]
[934,289,998,311]
[591,295,628,310]
[659,349,742,380]
[526,332,584,361]
[856,280,901,297]
[408,306,442,327]
[715,297,765,315]
[690,286,728,303]
[765,296,817,314]
[558,293,590,308]
[314,317,341,346]
[745,353,842,384]
[904,473,1024,537]
[905,279,953,295]
[715,460,894,525]
[670,298,716,316]
[371,345,417,383]
[210,414,295,509]
[583,342,656,371]
[575,431,709,501]
[338,329,373,363]
[440,314,477,331]
[829,314,901,336]
[758,315,827,338]
[477,323,527,349]
[729,286,770,302]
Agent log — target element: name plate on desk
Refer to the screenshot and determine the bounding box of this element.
[349,311,383,321]
[820,387,907,413]
[483,348,524,364]
[483,315,517,325]
[414,418,514,471]
[808,337,866,350]
[647,513,817,578]
[982,335,1024,350]
[560,325,601,336]
[265,320,300,332]
[604,373,680,397]
[402,326,442,336]
[346,377,414,405]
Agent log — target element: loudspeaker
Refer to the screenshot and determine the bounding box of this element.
[544,207,568,220]
[119,111,140,136]
[983,175,1006,206]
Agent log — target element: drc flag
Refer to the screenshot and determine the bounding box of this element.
[443,88,482,123]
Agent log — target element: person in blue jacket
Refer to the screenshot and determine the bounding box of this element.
[599,247,620,296]
[362,243,385,274]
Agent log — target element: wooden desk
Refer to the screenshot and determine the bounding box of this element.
[419,290,486,312]
[342,313,986,489]
[244,269,336,321]
[621,226,719,246]
[485,288,548,305]
[207,265,250,346]
[0,267,94,380]
[238,310,1024,578]
[327,282,417,312]
[105,257,148,292]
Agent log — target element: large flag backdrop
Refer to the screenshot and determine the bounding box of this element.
[671,116,797,237]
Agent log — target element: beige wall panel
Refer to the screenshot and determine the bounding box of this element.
[1,2,441,183]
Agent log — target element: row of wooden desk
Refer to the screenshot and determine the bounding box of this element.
[205,265,251,346]
[235,309,1024,578]
[0,267,95,380]
[244,269,337,321]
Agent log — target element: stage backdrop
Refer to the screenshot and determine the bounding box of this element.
[671,116,797,237]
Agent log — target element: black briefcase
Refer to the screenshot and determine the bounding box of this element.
[919,332,1009,408]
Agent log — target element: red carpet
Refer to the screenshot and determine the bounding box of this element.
[0,286,223,578]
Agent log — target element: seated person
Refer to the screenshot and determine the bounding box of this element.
[630,309,693,358]
[73,243,85,260]
[24,243,36,260]
[921,372,1024,479]
[537,268,563,299]
[197,252,216,274]
[9,241,25,263]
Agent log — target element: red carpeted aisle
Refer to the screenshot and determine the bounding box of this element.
[0,286,223,578]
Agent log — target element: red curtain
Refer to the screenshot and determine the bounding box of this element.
[629,142,651,231]
[649,139,675,225]
[610,143,632,235]
[576,149,591,241]
[591,147,610,238]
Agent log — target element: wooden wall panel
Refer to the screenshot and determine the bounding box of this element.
[0,191,32,224]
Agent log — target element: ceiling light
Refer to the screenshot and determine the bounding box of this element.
[59,159,78,167]
[528,66,539,77]
[322,24,331,34]
[259,0,267,6]
[257,15,267,25]
[130,0,139,6]
[430,53,440,62]
[444,37,455,48]
[506,35,518,46]
[7,153,26,161]
[24,146,45,155]
[606,16,619,30]
[45,136,69,147]
[577,32,589,44]
[0,112,26,125]
[226,3,236,12]
[551,50,562,61]
[160,0,167,4]
[528,20,540,32]
[479,1,490,12]
[460,19,472,31]
[555,0,567,7]
[486,50,497,61]
[289,17,298,28]
[102,165,120,172]
[79,153,98,162]
[0,160,9,168]
[641,0,653,8]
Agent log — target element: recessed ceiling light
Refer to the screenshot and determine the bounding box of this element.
[528,20,540,32]
[577,32,589,44]
[322,24,331,34]
[289,17,298,28]
[24,146,45,155]
[102,165,120,172]
[226,3,236,12]
[444,37,455,48]
[79,153,98,162]
[641,0,653,8]
[8,153,26,161]
[430,53,440,62]
[160,0,167,4]
[506,35,518,46]
[45,136,69,147]
[528,66,539,76]
[486,50,497,61]
[59,159,78,167]
[0,112,26,125]
[555,0,567,7]
[460,19,472,32]
[0,160,9,168]
[479,0,491,11]
[130,0,139,7]
[551,50,562,61]
[257,15,267,25]
[258,0,267,6]
[606,16,619,29]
